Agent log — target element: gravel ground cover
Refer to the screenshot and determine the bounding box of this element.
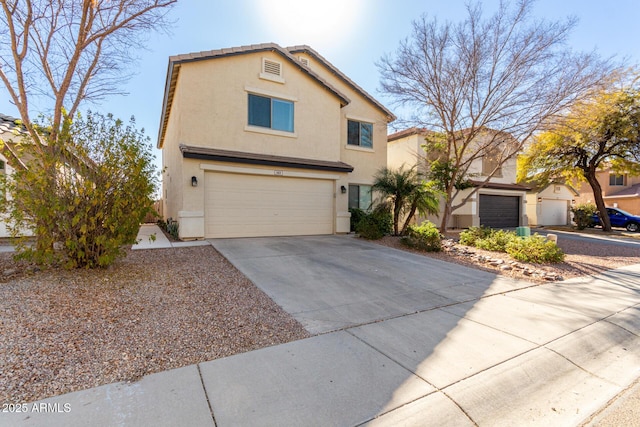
[376,232,640,282]
[1,231,638,405]
[0,245,309,404]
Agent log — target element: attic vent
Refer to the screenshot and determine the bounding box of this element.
[263,59,282,76]
[260,58,285,83]
[299,57,309,67]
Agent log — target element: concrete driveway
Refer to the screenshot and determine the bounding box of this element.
[211,235,536,334]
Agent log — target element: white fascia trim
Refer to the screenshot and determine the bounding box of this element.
[200,163,340,181]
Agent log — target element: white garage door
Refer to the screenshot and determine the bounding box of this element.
[205,172,334,238]
[540,199,568,225]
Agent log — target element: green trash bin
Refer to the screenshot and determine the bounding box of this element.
[516,226,531,237]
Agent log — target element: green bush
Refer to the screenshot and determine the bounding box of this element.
[474,229,518,252]
[3,112,156,268]
[353,204,392,240]
[400,221,442,252]
[571,203,597,230]
[506,234,565,263]
[349,208,367,232]
[459,226,493,246]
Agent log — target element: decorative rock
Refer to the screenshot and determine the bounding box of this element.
[500,265,512,271]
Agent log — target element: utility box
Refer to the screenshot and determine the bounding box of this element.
[516,226,531,237]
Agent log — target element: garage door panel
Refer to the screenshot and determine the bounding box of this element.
[479,194,520,228]
[205,172,334,238]
[540,199,568,226]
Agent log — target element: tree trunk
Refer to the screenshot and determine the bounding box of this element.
[400,203,418,235]
[439,199,452,233]
[585,171,611,232]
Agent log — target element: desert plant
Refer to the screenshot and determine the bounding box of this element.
[354,204,392,240]
[2,112,157,268]
[474,229,518,252]
[400,221,442,252]
[459,226,493,246]
[506,234,565,263]
[571,203,598,230]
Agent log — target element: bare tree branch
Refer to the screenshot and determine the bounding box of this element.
[379,0,616,231]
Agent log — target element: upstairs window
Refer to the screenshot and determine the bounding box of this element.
[248,94,294,132]
[347,120,373,148]
[609,174,625,186]
[482,148,502,177]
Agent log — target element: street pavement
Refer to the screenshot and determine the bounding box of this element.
[3,234,639,426]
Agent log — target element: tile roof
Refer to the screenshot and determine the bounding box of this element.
[286,45,396,121]
[158,43,394,148]
[0,114,25,136]
[604,183,640,198]
[180,145,354,173]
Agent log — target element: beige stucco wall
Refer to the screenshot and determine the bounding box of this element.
[161,49,391,238]
[387,134,424,172]
[572,170,640,215]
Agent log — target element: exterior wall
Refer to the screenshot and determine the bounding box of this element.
[161,48,390,238]
[573,169,640,215]
[296,51,390,230]
[387,134,424,172]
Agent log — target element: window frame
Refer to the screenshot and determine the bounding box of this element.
[347,120,373,149]
[609,173,625,186]
[248,93,295,133]
[348,184,372,211]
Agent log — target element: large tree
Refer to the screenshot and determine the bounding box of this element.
[518,75,640,232]
[378,0,614,231]
[0,0,175,266]
[0,0,176,160]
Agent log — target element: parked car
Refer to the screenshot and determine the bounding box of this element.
[592,207,640,232]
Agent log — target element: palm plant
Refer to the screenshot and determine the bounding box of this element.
[372,166,441,235]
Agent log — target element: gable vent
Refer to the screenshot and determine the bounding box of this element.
[299,57,309,67]
[263,59,282,76]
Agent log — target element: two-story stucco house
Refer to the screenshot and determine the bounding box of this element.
[157,43,395,239]
[388,128,529,229]
[573,168,640,215]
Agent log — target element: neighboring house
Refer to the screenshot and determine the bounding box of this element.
[158,43,395,239]
[525,182,578,226]
[0,114,27,238]
[388,128,530,229]
[573,168,640,214]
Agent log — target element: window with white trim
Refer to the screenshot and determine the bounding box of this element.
[248,94,294,132]
[347,120,373,148]
[348,184,372,210]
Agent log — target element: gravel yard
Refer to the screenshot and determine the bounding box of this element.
[377,232,640,282]
[1,231,638,405]
[0,245,309,404]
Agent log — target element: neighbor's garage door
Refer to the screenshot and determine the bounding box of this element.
[540,199,568,226]
[205,172,334,238]
[479,194,520,228]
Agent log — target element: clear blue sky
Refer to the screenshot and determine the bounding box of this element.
[1,0,639,171]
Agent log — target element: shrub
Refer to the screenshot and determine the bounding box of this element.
[459,226,493,246]
[506,234,565,263]
[4,112,156,268]
[474,229,518,252]
[400,221,442,252]
[571,203,597,230]
[349,208,367,232]
[353,204,392,240]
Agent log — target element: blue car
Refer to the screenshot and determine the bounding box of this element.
[592,207,640,232]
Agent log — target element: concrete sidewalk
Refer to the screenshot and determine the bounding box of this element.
[5,263,640,426]
[131,224,210,250]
